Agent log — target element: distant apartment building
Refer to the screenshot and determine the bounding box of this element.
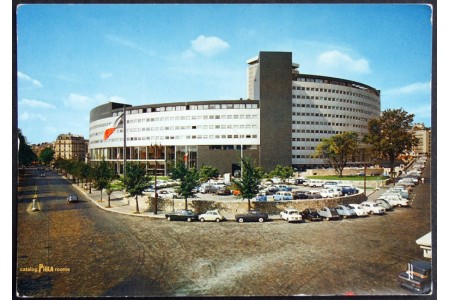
[411,123,431,156]
[31,142,53,158]
[54,133,88,161]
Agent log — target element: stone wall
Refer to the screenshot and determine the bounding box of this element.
[150,192,367,219]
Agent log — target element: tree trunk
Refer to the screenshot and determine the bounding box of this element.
[107,194,111,208]
[247,198,251,211]
[184,197,188,210]
[100,189,103,201]
[135,195,140,213]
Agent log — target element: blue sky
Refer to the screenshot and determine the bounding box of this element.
[16,3,433,144]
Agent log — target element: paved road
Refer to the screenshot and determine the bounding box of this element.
[15,160,433,297]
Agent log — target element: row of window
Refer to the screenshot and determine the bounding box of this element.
[292,146,315,150]
[292,103,376,116]
[292,120,367,129]
[129,103,259,114]
[127,114,259,123]
[292,86,378,103]
[292,96,379,111]
[293,112,367,122]
[90,134,259,145]
[295,76,379,97]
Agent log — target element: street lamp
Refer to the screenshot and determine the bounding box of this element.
[153,143,161,214]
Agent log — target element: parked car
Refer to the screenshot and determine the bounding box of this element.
[292,191,308,200]
[273,191,294,201]
[323,181,338,189]
[198,210,226,222]
[235,210,269,223]
[301,208,323,221]
[200,185,219,194]
[387,196,410,207]
[217,187,231,195]
[335,204,357,219]
[398,260,432,294]
[274,184,292,191]
[67,193,79,203]
[320,188,339,198]
[347,203,368,217]
[165,209,198,222]
[306,190,323,199]
[255,194,268,202]
[339,185,359,195]
[294,178,306,185]
[375,198,394,211]
[308,180,323,187]
[280,208,303,223]
[318,206,341,221]
[360,201,386,215]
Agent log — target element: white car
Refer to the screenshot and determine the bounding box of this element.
[335,204,357,218]
[319,188,339,198]
[360,201,386,215]
[198,210,226,222]
[381,195,410,207]
[375,198,394,211]
[348,204,368,217]
[280,208,303,223]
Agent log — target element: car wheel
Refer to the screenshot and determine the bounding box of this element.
[369,211,374,215]
[398,204,402,208]
[187,217,192,222]
[258,217,264,223]
[238,218,244,223]
[167,216,171,221]
[325,217,330,221]
[343,215,347,219]
[200,218,205,222]
[215,218,221,223]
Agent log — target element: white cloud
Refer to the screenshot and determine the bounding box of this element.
[19,98,55,109]
[316,50,371,74]
[64,93,94,110]
[105,34,155,56]
[17,71,43,88]
[190,35,230,56]
[384,82,431,96]
[19,111,46,121]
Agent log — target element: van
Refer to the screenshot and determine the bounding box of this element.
[308,180,323,187]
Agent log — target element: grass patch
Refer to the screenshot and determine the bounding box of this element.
[306,175,389,181]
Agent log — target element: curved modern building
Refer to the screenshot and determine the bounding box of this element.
[89,51,380,175]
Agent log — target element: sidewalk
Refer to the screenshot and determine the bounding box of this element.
[71,181,168,219]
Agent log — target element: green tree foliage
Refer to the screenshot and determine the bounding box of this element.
[314,132,360,177]
[268,165,294,183]
[39,147,55,166]
[122,163,152,213]
[171,161,200,210]
[17,129,37,166]
[92,159,115,202]
[232,157,263,211]
[364,108,418,179]
[199,165,219,183]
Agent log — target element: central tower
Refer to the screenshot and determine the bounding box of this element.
[247,51,293,171]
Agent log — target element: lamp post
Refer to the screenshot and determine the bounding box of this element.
[153,143,161,214]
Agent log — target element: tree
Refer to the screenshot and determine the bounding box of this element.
[364,108,418,179]
[17,129,37,166]
[39,147,55,166]
[199,165,219,183]
[314,132,359,177]
[92,159,115,202]
[232,157,263,211]
[268,165,294,183]
[122,163,152,213]
[171,161,200,210]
